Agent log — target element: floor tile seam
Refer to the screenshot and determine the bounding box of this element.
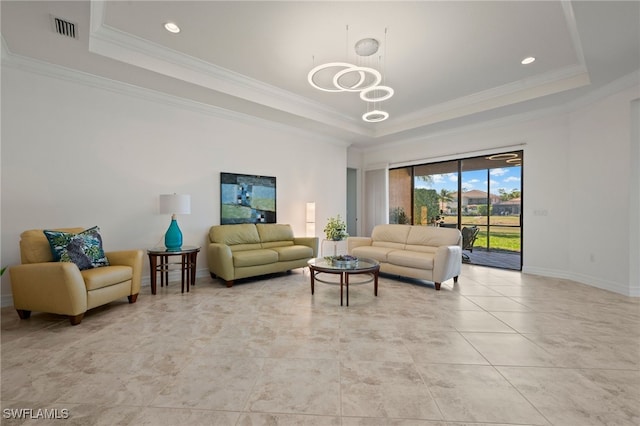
[338,346,343,420]
[341,412,447,422]
[237,356,276,414]
[571,366,640,373]
[456,331,494,366]
[457,293,486,311]
[409,357,446,422]
[519,331,640,341]
[484,310,524,333]
[495,365,640,374]
[490,364,554,426]
[234,409,342,420]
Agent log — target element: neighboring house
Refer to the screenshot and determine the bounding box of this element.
[446,190,501,214]
[493,197,522,215]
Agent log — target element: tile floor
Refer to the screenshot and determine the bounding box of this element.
[1,264,639,425]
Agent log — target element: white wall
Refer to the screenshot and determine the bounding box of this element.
[0,57,348,305]
[352,80,640,296]
[567,87,640,295]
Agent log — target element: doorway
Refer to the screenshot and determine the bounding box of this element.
[389,151,523,271]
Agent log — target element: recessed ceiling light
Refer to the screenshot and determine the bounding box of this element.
[164,22,180,34]
[521,56,536,65]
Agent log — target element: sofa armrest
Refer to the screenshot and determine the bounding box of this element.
[106,249,143,295]
[9,262,87,315]
[293,237,319,257]
[207,243,234,281]
[433,245,462,283]
[347,237,372,255]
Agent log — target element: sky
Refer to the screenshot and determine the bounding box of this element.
[415,167,522,194]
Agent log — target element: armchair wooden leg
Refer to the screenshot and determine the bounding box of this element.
[69,314,84,326]
[434,282,441,290]
[128,293,139,303]
[16,309,31,320]
[454,276,459,283]
[225,280,234,288]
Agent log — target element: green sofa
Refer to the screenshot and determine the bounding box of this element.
[207,223,318,287]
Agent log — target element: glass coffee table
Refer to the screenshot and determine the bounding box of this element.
[307,257,380,306]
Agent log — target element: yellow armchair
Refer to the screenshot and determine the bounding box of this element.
[9,228,143,325]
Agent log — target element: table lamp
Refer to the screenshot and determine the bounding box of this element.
[159,194,191,251]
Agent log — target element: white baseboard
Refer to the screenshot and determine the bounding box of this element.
[523,266,638,297]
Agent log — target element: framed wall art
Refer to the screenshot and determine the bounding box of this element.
[220,172,276,224]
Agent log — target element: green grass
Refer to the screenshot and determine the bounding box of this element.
[474,230,521,252]
[439,215,522,252]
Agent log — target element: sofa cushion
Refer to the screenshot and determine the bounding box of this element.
[351,245,397,262]
[406,226,461,247]
[387,250,435,270]
[44,226,110,270]
[371,224,411,244]
[20,228,84,264]
[233,249,279,267]
[256,223,294,243]
[404,244,438,254]
[271,245,313,262]
[81,265,132,291]
[262,240,294,249]
[210,224,260,246]
[230,243,263,252]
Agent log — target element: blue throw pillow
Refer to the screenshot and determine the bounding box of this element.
[43,226,110,270]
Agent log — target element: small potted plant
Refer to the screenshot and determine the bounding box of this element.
[324,215,349,241]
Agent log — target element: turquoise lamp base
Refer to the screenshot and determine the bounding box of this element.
[165,216,183,251]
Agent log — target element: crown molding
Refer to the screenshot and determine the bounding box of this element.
[366,67,639,153]
[88,1,371,139]
[376,64,590,138]
[1,39,350,148]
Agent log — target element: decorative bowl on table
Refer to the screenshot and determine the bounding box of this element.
[328,255,359,268]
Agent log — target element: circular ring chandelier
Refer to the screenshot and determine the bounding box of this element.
[307,62,366,92]
[360,85,394,102]
[333,66,381,92]
[308,37,393,122]
[362,110,389,122]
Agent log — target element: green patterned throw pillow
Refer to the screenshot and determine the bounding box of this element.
[44,226,110,270]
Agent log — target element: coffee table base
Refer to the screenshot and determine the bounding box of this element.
[309,267,379,306]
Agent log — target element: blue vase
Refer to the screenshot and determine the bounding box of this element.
[164,217,183,251]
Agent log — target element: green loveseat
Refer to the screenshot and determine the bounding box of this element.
[207,223,318,287]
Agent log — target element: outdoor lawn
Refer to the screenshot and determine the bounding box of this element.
[442,215,521,252]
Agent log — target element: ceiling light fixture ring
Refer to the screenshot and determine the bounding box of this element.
[164,22,180,34]
[362,110,389,122]
[360,85,395,102]
[487,153,518,160]
[333,66,381,92]
[307,62,365,92]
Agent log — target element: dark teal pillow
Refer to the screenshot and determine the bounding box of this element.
[43,226,110,270]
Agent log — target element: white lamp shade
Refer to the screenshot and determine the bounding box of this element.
[306,202,316,223]
[159,194,191,215]
[306,202,316,237]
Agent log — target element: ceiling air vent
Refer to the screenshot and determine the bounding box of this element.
[52,16,78,39]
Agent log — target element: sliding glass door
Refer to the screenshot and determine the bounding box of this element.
[388,151,522,271]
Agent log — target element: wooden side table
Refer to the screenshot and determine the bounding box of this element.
[147,246,200,294]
